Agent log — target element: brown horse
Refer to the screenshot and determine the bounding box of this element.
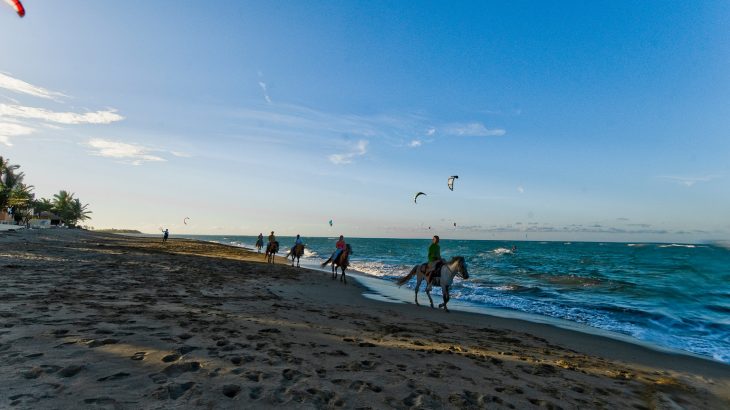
[289,243,305,267]
[395,256,469,312]
[321,244,352,284]
[265,241,279,264]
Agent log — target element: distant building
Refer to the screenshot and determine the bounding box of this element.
[0,210,14,225]
[29,211,62,229]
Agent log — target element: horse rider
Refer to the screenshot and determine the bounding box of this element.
[256,233,264,251]
[425,235,444,284]
[267,231,276,250]
[331,235,346,262]
[291,234,304,255]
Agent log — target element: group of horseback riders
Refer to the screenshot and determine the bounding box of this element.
[255,231,349,268]
[254,231,464,309]
[255,231,445,285]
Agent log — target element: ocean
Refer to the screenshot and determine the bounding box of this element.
[179,234,730,364]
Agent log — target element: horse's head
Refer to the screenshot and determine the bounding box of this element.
[345,244,352,255]
[453,256,468,279]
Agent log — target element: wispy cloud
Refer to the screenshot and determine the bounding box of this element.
[171,151,192,158]
[328,140,368,165]
[86,138,166,165]
[0,122,34,146]
[258,81,272,104]
[0,104,124,125]
[517,185,524,194]
[0,72,66,100]
[442,122,506,137]
[409,139,422,148]
[659,175,720,187]
[480,108,522,116]
[426,127,436,136]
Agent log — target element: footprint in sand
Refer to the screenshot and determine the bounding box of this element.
[222,384,242,398]
[282,368,304,382]
[153,381,195,400]
[58,364,85,377]
[130,352,147,361]
[177,345,198,355]
[97,372,131,382]
[21,367,43,379]
[162,361,201,377]
[162,353,181,363]
[249,386,263,400]
[87,338,119,348]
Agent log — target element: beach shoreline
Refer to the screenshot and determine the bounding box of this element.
[1,229,728,409]
[171,233,730,366]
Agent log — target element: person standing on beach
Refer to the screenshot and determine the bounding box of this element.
[425,235,443,284]
[162,229,169,243]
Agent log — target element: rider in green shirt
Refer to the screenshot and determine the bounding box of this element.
[426,235,443,284]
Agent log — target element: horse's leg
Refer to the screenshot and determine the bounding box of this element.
[425,281,435,308]
[439,286,450,312]
[414,274,421,306]
[341,268,346,284]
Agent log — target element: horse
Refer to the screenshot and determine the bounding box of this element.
[289,243,305,267]
[265,241,279,264]
[396,256,469,312]
[255,237,264,253]
[321,244,352,284]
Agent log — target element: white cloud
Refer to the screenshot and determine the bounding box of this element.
[659,175,720,187]
[86,138,166,165]
[0,122,34,146]
[328,140,368,165]
[0,104,124,125]
[443,122,505,137]
[409,139,422,148]
[517,185,524,193]
[426,127,436,136]
[258,81,272,104]
[0,72,66,100]
[171,151,192,158]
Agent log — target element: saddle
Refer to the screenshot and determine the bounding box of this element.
[420,262,443,279]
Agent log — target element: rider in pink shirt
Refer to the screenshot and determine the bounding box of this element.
[332,235,346,261]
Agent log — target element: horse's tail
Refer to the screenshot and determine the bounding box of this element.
[396,265,418,287]
[321,258,332,267]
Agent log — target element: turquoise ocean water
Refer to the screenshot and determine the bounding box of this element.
[180,235,730,364]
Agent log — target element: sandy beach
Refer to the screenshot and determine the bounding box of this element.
[1,230,728,409]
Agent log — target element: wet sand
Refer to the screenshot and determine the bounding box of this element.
[1,229,728,409]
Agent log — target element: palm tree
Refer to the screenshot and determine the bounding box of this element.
[33,198,55,214]
[52,190,91,226]
[8,183,35,224]
[0,156,23,212]
[69,198,92,225]
[52,190,74,225]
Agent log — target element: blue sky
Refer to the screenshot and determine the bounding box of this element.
[1,1,728,241]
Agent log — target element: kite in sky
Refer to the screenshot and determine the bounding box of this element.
[4,0,24,17]
[448,175,459,191]
[414,192,426,203]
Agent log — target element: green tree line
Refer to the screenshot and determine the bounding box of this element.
[0,156,91,227]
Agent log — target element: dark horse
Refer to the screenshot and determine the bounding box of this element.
[321,244,352,284]
[255,237,264,253]
[265,241,279,264]
[395,256,469,312]
[289,244,305,267]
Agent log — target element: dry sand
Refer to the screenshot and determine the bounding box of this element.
[1,229,728,409]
